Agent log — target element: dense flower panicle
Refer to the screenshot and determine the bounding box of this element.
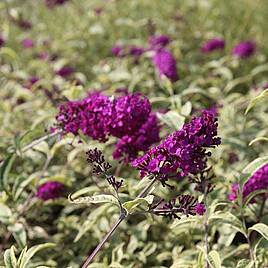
[36,181,65,201]
[22,38,34,48]
[132,109,221,179]
[56,92,111,141]
[229,163,268,202]
[56,91,151,142]
[149,35,170,49]
[108,93,151,138]
[151,195,206,220]
[152,49,178,82]
[232,41,256,58]
[113,113,161,163]
[201,38,225,53]
[56,66,74,77]
[45,0,69,8]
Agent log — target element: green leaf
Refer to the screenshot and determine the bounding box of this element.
[157,111,185,131]
[122,195,154,214]
[0,203,12,224]
[4,246,17,268]
[249,137,268,146]
[19,243,55,268]
[242,156,268,175]
[69,194,119,206]
[12,176,36,201]
[208,250,221,268]
[8,223,27,249]
[0,154,16,190]
[209,212,246,236]
[245,88,268,114]
[181,101,192,116]
[249,223,268,241]
[243,189,267,207]
[235,259,254,268]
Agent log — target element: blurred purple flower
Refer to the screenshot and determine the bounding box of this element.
[111,45,124,57]
[229,163,268,202]
[0,35,5,47]
[128,46,145,57]
[149,35,170,49]
[201,38,225,53]
[232,41,256,58]
[152,49,178,82]
[132,109,221,179]
[56,66,74,77]
[22,38,34,48]
[36,181,65,201]
[16,19,32,30]
[23,76,39,89]
[45,0,69,8]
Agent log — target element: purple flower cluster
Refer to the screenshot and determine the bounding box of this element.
[22,38,34,49]
[45,0,69,8]
[113,113,161,163]
[232,41,256,58]
[201,38,225,53]
[132,109,221,179]
[56,66,74,78]
[56,91,151,143]
[36,181,65,201]
[152,49,178,82]
[229,163,268,202]
[149,35,170,49]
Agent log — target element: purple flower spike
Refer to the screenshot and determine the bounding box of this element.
[232,41,256,58]
[113,112,161,163]
[109,93,151,138]
[22,38,34,48]
[149,35,170,49]
[132,109,221,179]
[152,49,178,82]
[201,38,225,53]
[229,163,268,202]
[36,181,65,201]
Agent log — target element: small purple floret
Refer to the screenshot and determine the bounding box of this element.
[201,38,225,53]
[36,181,65,201]
[232,41,256,58]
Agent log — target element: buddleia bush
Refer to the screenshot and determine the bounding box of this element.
[0,0,268,268]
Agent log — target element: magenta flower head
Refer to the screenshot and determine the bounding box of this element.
[56,92,112,141]
[45,0,69,8]
[109,93,151,138]
[128,46,145,57]
[232,41,256,58]
[113,112,161,163]
[111,45,124,57]
[149,35,170,49]
[132,109,221,179]
[36,181,65,201]
[0,35,5,47]
[194,202,206,215]
[229,163,268,202]
[201,38,225,53]
[22,38,34,48]
[56,66,74,77]
[152,49,178,82]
